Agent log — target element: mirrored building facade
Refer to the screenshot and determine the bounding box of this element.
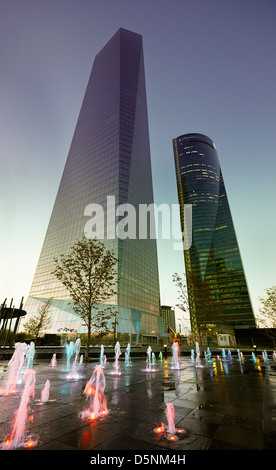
[23,28,164,344]
[173,133,256,333]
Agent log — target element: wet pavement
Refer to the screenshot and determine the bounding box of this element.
[0,352,276,453]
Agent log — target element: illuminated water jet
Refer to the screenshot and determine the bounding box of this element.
[195,342,204,368]
[81,365,108,420]
[64,339,77,372]
[0,342,28,395]
[205,347,212,363]
[50,354,57,368]
[100,345,107,368]
[262,350,268,361]
[1,369,37,450]
[24,342,35,372]
[125,343,132,367]
[153,402,186,441]
[143,346,158,372]
[41,380,50,403]
[171,342,181,369]
[112,341,121,375]
[66,339,82,379]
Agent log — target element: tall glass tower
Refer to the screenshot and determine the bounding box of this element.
[173,133,256,333]
[23,28,164,344]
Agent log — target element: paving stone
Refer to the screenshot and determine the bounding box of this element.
[0,354,275,453]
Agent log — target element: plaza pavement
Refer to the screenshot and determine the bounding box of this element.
[0,351,275,457]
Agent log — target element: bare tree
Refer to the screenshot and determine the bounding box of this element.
[172,272,227,345]
[23,298,52,344]
[172,272,190,317]
[52,236,117,361]
[258,285,276,327]
[257,285,276,346]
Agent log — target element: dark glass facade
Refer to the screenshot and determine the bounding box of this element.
[173,133,256,333]
[23,29,164,343]
[161,305,176,333]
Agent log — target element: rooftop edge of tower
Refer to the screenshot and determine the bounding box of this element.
[173,133,216,149]
[95,28,142,58]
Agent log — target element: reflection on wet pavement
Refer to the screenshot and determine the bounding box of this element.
[0,353,275,450]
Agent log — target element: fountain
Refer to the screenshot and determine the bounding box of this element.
[81,365,108,420]
[221,358,229,375]
[0,342,28,395]
[262,350,268,361]
[154,402,185,441]
[66,338,82,379]
[100,345,107,368]
[64,340,76,372]
[191,349,195,363]
[143,346,158,372]
[159,351,163,362]
[1,369,37,449]
[273,351,276,362]
[112,341,121,375]
[228,350,232,361]
[146,345,152,369]
[125,343,132,367]
[205,347,212,363]
[166,402,177,437]
[24,342,35,371]
[171,342,180,369]
[195,342,204,368]
[41,380,50,403]
[50,354,57,368]
[221,349,226,361]
[252,352,257,363]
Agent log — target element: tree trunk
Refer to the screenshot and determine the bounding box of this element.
[85,328,90,362]
[85,311,91,362]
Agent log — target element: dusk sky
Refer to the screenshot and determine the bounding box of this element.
[1,0,275,325]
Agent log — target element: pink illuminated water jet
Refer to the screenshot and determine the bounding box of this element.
[153,422,165,434]
[50,354,57,368]
[0,343,28,396]
[153,402,186,441]
[81,365,108,420]
[1,369,37,450]
[41,380,50,403]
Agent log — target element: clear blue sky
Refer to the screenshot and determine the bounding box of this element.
[0,0,275,324]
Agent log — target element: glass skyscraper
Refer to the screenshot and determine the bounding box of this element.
[23,28,164,344]
[173,133,256,333]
